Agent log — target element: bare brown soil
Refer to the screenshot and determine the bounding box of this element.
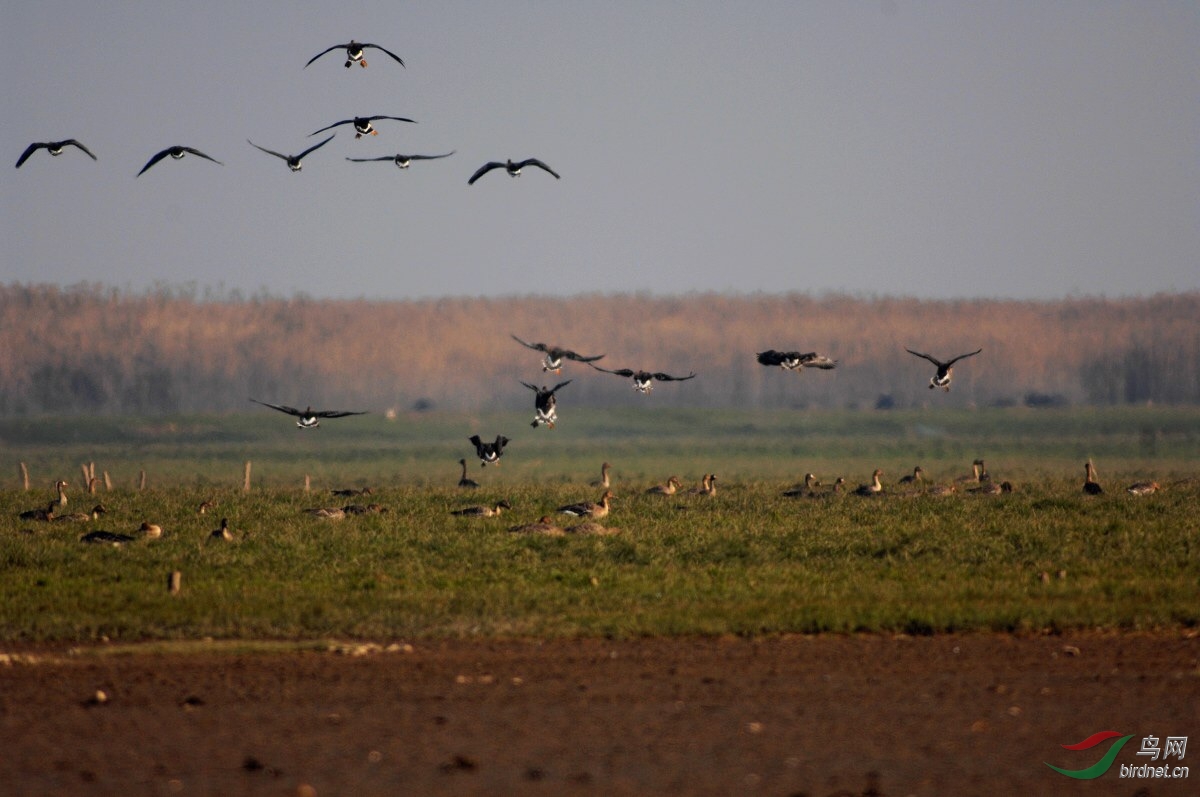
[1,633,1196,797]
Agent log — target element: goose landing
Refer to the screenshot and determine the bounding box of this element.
[905,348,982,391]
[305,40,406,69]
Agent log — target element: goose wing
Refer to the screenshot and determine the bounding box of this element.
[345,155,400,163]
[362,42,406,67]
[549,379,573,394]
[468,161,506,184]
[943,348,983,366]
[404,151,455,161]
[297,135,336,159]
[589,364,635,378]
[904,348,946,367]
[63,139,97,160]
[562,348,604,363]
[365,115,417,125]
[511,334,551,353]
[651,371,697,382]
[517,158,560,179]
[136,148,173,176]
[304,43,349,68]
[250,399,304,417]
[756,350,791,366]
[799,353,838,369]
[15,142,46,168]
[247,140,290,161]
[308,119,354,137]
[311,409,367,419]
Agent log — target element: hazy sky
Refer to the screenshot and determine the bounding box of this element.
[4,2,1197,301]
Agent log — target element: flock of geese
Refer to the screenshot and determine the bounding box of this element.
[15,40,557,184]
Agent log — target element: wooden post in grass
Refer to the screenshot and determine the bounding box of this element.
[19,462,30,491]
[139,470,147,490]
[103,471,112,491]
[304,474,311,493]
[80,463,90,488]
[168,571,182,595]
[87,463,96,493]
[243,461,252,492]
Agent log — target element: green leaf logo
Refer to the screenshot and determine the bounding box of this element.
[1045,731,1134,780]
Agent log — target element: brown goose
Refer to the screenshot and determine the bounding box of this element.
[305,507,346,519]
[451,500,512,518]
[646,476,682,496]
[590,462,612,489]
[1126,481,1160,496]
[690,474,717,496]
[783,473,821,498]
[853,469,885,496]
[509,516,565,536]
[211,518,233,540]
[969,481,1014,495]
[511,335,605,374]
[18,501,56,522]
[755,350,838,372]
[52,504,107,523]
[139,522,163,539]
[955,461,984,484]
[558,490,614,519]
[458,459,480,488]
[898,466,925,485]
[905,348,982,391]
[1083,461,1103,495]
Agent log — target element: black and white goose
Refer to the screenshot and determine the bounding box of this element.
[468,158,560,185]
[250,399,367,429]
[309,115,416,139]
[15,139,97,168]
[755,350,838,372]
[305,40,405,69]
[511,335,604,373]
[905,348,982,391]
[136,146,222,177]
[589,362,696,394]
[247,135,335,172]
[346,151,455,168]
[521,379,572,429]
[469,434,510,467]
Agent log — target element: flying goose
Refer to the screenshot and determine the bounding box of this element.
[457,459,480,488]
[309,115,416,139]
[588,362,697,394]
[1083,460,1103,495]
[468,158,560,185]
[511,335,605,373]
[521,379,572,429]
[15,139,97,168]
[755,350,838,372]
[469,434,510,467]
[136,146,223,177]
[346,151,455,168]
[558,490,614,519]
[247,135,335,172]
[305,40,405,69]
[450,500,512,518]
[250,398,367,429]
[509,516,565,536]
[646,476,682,496]
[1126,481,1160,496]
[853,469,885,496]
[905,348,982,391]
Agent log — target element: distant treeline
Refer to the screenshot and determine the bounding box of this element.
[2,284,1197,415]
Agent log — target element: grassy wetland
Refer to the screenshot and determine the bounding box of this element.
[1,406,1198,643]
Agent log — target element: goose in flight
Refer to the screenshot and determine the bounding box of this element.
[589,362,696,394]
[305,40,405,69]
[136,146,223,177]
[511,335,604,373]
[250,399,367,429]
[905,348,982,391]
[346,151,455,168]
[309,115,416,139]
[468,158,559,185]
[521,379,572,429]
[755,350,838,372]
[15,139,97,168]
[247,135,335,172]
[469,434,510,467]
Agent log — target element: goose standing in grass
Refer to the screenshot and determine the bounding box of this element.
[469,158,559,185]
[457,459,480,488]
[451,500,512,518]
[1126,481,1160,496]
[250,398,367,429]
[588,363,696,394]
[52,504,107,523]
[904,348,982,391]
[853,469,885,496]
[783,473,821,498]
[511,335,605,374]
[136,146,222,177]
[558,490,614,519]
[509,516,565,536]
[646,476,682,496]
[15,139,96,168]
[346,151,454,169]
[305,40,406,69]
[521,379,571,429]
[247,135,335,172]
[590,462,612,489]
[211,518,233,540]
[1083,461,1104,495]
[308,115,416,139]
[755,350,838,372]
[469,434,510,467]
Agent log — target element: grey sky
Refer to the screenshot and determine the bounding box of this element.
[5,2,1197,301]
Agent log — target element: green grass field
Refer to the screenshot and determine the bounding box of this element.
[2,407,1197,642]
